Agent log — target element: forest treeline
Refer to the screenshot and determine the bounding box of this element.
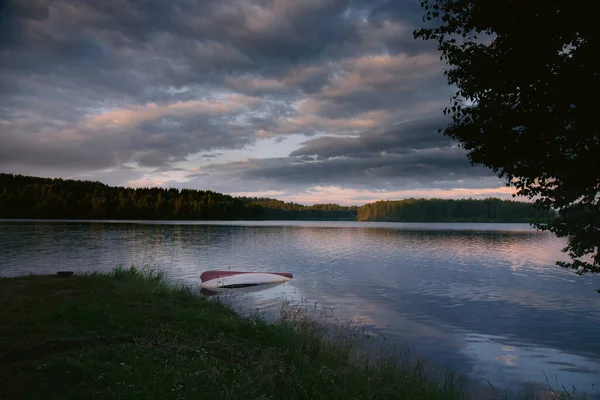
[356,199,553,222]
[0,174,553,222]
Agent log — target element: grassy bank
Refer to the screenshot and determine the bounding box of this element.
[0,267,462,400]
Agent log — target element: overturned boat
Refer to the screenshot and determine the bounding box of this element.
[199,270,293,289]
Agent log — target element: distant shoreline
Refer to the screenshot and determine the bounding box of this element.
[1,173,554,223]
[0,217,536,223]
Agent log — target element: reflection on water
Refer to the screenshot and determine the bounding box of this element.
[199,281,289,298]
[462,333,600,389]
[1,220,599,397]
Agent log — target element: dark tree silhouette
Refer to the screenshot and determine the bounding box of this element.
[0,173,550,223]
[414,0,599,274]
[357,198,552,223]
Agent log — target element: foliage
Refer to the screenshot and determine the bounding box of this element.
[357,198,552,223]
[0,173,354,221]
[414,0,599,274]
[0,267,464,400]
[238,197,358,220]
[0,173,551,223]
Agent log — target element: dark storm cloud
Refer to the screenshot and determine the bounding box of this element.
[291,116,451,159]
[240,149,492,186]
[2,0,381,96]
[81,0,358,62]
[200,150,498,193]
[1,0,437,103]
[202,116,498,190]
[0,0,49,50]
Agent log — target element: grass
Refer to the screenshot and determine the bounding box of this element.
[0,266,464,400]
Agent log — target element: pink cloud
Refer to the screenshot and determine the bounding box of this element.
[321,53,442,98]
[271,185,519,206]
[84,95,260,129]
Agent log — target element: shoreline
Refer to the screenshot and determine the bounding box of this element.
[0,267,465,400]
[0,219,542,234]
[0,218,541,224]
[0,267,588,399]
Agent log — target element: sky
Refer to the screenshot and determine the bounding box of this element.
[0,0,515,205]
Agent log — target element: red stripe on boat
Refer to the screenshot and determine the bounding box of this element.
[200,270,293,282]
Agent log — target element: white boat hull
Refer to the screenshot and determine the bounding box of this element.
[199,271,292,289]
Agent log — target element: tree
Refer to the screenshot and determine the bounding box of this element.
[414,0,599,275]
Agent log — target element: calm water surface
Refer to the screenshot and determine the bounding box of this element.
[1,220,599,396]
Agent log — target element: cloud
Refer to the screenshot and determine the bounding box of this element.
[309,53,448,118]
[200,153,225,159]
[83,96,260,129]
[199,116,500,191]
[223,52,452,136]
[0,94,261,169]
[1,0,444,114]
[2,0,377,96]
[290,116,451,159]
[215,151,494,188]
[0,0,500,202]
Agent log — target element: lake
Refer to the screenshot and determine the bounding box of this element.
[1,220,599,397]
